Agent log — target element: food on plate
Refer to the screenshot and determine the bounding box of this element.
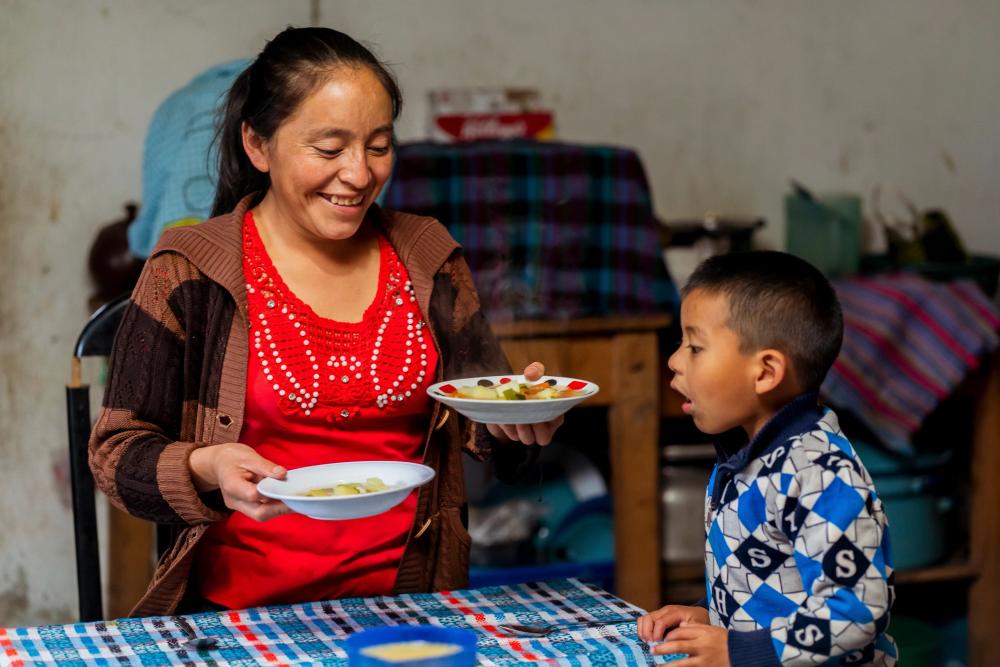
[439,378,585,400]
[360,640,463,661]
[302,477,389,497]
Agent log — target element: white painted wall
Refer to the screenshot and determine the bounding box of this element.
[0,0,312,626]
[325,0,1000,254]
[1,0,997,625]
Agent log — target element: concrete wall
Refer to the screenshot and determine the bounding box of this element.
[1,0,997,625]
[0,0,312,626]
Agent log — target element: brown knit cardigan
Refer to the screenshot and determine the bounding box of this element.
[89,196,532,617]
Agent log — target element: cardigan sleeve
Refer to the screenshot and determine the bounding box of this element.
[430,254,539,482]
[88,251,229,526]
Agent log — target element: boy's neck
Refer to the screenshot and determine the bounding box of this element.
[720,391,823,460]
[742,382,804,441]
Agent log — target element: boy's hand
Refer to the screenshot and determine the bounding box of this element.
[656,622,729,665]
[637,604,709,642]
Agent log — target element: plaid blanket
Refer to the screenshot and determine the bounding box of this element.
[823,274,1000,453]
[0,579,681,666]
[382,141,678,323]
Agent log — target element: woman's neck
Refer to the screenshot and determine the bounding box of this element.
[252,198,377,277]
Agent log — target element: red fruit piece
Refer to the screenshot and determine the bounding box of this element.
[568,381,587,390]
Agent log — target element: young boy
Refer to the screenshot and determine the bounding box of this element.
[638,252,896,666]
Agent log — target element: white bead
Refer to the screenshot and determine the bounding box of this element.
[355,372,362,379]
[272,384,279,390]
[279,389,285,396]
[304,410,311,416]
[312,364,319,370]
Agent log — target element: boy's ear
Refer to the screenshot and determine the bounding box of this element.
[753,348,789,395]
[242,121,271,173]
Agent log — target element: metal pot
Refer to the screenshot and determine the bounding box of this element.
[661,444,716,563]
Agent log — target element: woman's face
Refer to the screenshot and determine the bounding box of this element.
[246,66,394,241]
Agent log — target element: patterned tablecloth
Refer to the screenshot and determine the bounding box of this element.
[0,579,682,666]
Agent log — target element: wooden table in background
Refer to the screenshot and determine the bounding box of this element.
[495,314,671,612]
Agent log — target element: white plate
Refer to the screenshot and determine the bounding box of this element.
[426,375,599,425]
[257,461,435,520]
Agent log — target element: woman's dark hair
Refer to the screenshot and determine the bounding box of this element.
[212,26,403,217]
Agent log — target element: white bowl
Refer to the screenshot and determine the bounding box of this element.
[257,461,435,520]
[426,375,599,425]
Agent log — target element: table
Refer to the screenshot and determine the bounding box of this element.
[0,579,681,666]
[495,316,670,613]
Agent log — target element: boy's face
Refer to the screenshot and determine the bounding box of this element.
[668,289,763,437]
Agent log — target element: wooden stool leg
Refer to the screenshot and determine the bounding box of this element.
[609,331,662,611]
[107,506,154,619]
[969,352,1000,667]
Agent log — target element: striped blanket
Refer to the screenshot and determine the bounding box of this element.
[822,274,999,453]
[382,140,678,323]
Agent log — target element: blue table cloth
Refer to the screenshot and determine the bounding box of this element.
[0,579,682,665]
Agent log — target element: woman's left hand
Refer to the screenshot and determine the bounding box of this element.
[484,362,564,446]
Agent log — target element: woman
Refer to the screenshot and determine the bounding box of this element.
[89,26,562,617]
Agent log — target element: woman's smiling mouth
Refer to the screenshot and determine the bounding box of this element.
[318,192,365,207]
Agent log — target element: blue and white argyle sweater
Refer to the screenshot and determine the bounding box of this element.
[702,394,898,666]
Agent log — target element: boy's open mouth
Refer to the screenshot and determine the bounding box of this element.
[670,381,694,415]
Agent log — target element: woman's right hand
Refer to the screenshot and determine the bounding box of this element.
[637,604,711,642]
[189,443,292,521]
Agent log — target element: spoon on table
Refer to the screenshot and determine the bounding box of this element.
[173,616,218,651]
[497,616,638,637]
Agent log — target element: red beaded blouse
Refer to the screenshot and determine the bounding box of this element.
[195,211,440,608]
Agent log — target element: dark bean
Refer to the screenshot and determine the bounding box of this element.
[477,378,493,387]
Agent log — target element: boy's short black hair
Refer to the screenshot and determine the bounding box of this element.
[682,251,843,392]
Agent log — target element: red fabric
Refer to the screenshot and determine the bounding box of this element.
[195,212,439,609]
